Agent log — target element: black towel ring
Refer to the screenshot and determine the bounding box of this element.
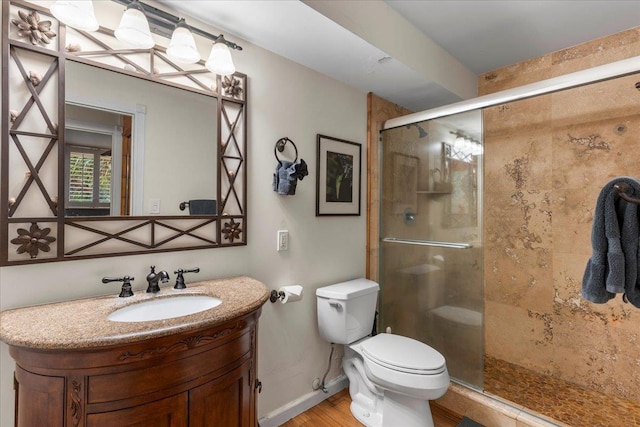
[274,137,298,166]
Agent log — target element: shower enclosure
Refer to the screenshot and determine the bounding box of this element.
[379,110,484,389]
[377,56,640,426]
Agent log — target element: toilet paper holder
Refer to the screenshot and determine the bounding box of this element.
[270,289,286,303]
[269,285,303,303]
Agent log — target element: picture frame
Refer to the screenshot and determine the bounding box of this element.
[316,134,362,216]
[391,153,419,214]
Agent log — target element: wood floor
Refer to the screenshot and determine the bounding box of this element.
[281,389,461,427]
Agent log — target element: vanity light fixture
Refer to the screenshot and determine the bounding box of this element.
[50,0,244,75]
[109,0,242,75]
[167,18,200,64]
[205,35,236,76]
[453,134,466,150]
[449,131,483,162]
[50,0,99,32]
[114,0,155,49]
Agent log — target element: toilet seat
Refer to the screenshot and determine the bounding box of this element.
[361,333,446,375]
[352,334,449,399]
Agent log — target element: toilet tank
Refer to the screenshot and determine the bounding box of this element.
[316,278,379,344]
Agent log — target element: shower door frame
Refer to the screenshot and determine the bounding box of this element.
[368,56,640,283]
[383,56,640,131]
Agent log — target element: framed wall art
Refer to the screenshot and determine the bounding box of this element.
[316,134,361,216]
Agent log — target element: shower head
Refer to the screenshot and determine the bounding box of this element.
[406,123,428,138]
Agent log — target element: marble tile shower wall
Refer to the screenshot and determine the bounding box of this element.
[480,28,640,401]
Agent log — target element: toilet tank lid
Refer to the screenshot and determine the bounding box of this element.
[316,278,379,300]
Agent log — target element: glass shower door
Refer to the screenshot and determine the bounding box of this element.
[379,110,484,389]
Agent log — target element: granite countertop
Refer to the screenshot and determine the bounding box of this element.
[0,276,269,350]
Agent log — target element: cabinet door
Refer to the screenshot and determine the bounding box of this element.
[14,366,65,427]
[86,393,188,427]
[189,361,252,427]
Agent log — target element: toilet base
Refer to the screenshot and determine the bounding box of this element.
[350,399,383,427]
[342,338,447,427]
[348,388,435,427]
[344,352,438,427]
[381,390,434,427]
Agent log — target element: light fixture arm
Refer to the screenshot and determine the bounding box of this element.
[449,130,480,145]
[125,0,144,13]
[214,34,242,51]
[112,0,242,50]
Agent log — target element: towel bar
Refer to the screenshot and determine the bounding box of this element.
[382,237,472,249]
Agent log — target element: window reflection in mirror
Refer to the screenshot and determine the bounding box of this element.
[65,61,218,217]
[65,106,130,216]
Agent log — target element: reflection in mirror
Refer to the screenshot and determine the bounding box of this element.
[65,61,218,217]
[65,105,130,217]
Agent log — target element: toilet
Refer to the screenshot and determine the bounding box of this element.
[316,278,449,427]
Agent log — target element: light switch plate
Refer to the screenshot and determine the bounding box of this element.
[149,198,161,214]
[277,230,289,251]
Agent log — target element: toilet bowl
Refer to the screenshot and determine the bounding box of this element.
[317,279,449,427]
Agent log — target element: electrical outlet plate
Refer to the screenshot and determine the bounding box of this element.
[149,198,161,214]
[277,230,289,251]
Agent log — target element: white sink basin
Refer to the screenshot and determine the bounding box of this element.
[108,295,222,322]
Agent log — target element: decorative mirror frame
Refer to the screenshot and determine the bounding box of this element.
[1,0,247,265]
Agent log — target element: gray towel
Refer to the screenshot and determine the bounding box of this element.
[272,159,308,195]
[273,160,297,195]
[188,199,216,215]
[582,177,640,308]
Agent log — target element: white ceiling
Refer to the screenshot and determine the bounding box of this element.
[158,0,640,112]
[387,1,640,75]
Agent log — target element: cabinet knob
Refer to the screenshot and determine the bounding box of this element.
[255,379,262,393]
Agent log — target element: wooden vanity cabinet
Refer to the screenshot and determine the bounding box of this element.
[85,393,188,427]
[189,360,253,426]
[10,309,261,427]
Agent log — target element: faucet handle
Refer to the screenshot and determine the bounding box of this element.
[174,267,200,289]
[102,275,135,298]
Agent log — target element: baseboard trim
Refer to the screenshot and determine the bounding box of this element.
[258,375,349,427]
[430,400,463,424]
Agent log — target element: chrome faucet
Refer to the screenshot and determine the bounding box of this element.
[146,265,169,293]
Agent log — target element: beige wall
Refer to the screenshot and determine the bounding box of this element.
[482,27,640,400]
[0,2,367,425]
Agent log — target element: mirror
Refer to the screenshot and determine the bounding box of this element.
[65,61,218,217]
[2,0,247,265]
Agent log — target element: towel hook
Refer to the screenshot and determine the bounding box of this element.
[613,182,640,205]
[274,137,298,166]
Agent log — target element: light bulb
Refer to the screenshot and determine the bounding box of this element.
[206,42,236,76]
[167,18,200,64]
[114,1,154,49]
[51,0,99,32]
[453,135,465,149]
